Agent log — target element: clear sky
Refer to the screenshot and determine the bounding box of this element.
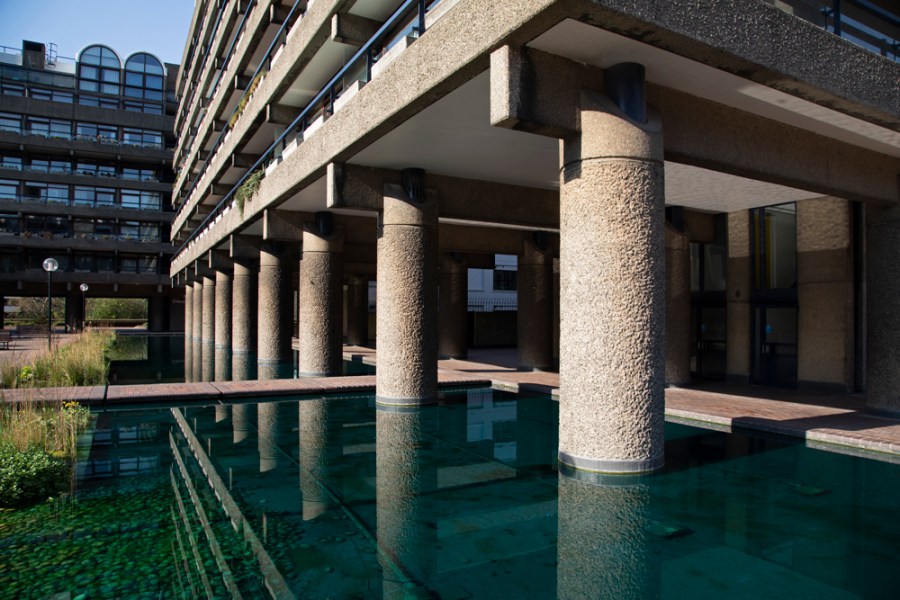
[0,0,195,65]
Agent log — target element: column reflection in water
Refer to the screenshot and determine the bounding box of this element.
[215,404,230,424]
[557,472,660,600]
[298,398,336,521]
[232,403,249,444]
[258,402,280,473]
[376,406,438,598]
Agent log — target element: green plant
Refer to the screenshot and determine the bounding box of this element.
[0,332,112,389]
[227,70,267,130]
[235,169,264,216]
[0,443,69,507]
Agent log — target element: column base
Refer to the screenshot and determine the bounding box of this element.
[375,395,438,409]
[558,450,664,475]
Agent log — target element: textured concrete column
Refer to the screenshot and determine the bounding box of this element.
[298,399,335,520]
[192,281,203,382]
[797,198,854,392]
[215,269,233,381]
[558,89,665,474]
[345,274,369,346]
[298,221,344,377]
[376,407,437,598]
[665,224,691,386]
[192,281,203,342]
[518,236,553,370]
[557,474,659,599]
[438,253,468,359]
[726,211,752,383]
[866,203,900,414]
[258,244,293,379]
[184,284,193,382]
[232,260,258,380]
[376,172,439,405]
[201,276,216,381]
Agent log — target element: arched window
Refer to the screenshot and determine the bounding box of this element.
[124,53,164,102]
[78,45,121,95]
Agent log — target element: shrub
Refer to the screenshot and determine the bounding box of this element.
[235,169,264,216]
[0,443,70,507]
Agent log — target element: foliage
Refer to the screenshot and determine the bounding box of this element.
[7,297,64,326]
[87,297,148,321]
[235,169,264,217]
[0,443,69,507]
[227,69,267,130]
[105,335,148,361]
[0,332,112,389]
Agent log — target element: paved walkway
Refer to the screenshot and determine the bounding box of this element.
[0,330,78,369]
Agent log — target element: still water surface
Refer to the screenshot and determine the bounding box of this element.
[1,388,898,599]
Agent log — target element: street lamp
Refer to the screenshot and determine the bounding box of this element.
[42,257,58,350]
[79,283,89,331]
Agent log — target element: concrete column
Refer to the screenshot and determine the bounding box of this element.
[192,281,203,382]
[201,276,216,344]
[866,203,900,414]
[298,219,344,377]
[258,244,292,379]
[64,291,82,333]
[557,474,659,599]
[232,259,258,380]
[345,274,369,346]
[376,171,438,405]
[438,253,468,359]
[796,198,854,392]
[518,236,553,370]
[558,86,665,474]
[665,224,691,386]
[726,211,752,383]
[215,269,233,382]
[184,284,193,382]
[148,295,168,332]
[192,281,203,342]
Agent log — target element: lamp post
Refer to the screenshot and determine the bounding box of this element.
[42,257,58,350]
[80,283,89,331]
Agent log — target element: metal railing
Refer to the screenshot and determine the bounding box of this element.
[0,162,161,182]
[768,0,899,60]
[0,194,166,212]
[0,122,172,149]
[173,0,437,262]
[175,0,305,208]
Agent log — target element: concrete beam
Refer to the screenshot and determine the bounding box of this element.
[331,13,380,47]
[206,249,234,273]
[231,153,256,169]
[262,209,308,241]
[266,103,297,126]
[328,163,559,230]
[229,234,260,260]
[491,46,900,205]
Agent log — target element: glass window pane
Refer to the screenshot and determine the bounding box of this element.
[145,75,163,89]
[80,65,98,79]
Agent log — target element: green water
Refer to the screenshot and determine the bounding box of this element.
[1,388,898,599]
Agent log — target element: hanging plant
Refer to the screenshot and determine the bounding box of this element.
[234,169,264,217]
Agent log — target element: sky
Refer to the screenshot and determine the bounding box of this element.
[0,0,195,66]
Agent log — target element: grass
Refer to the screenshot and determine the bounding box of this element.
[0,331,113,389]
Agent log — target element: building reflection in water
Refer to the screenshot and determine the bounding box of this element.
[258,402,280,473]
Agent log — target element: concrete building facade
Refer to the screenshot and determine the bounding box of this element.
[0,40,181,331]
[170,0,899,474]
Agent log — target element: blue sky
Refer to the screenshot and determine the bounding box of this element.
[0,0,195,65]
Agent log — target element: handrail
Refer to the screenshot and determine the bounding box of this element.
[173,0,433,263]
[175,0,305,212]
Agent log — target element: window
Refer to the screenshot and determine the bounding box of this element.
[0,214,19,235]
[1,83,25,96]
[124,53,165,102]
[124,100,162,115]
[73,218,94,238]
[78,45,121,96]
[0,180,17,199]
[120,221,140,240]
[31,88,73,103]
[139,223,159,242]
[78,95,118,109]
[493,269,517,291]
[122,189,161,210]
[73,253,93,272]
[30,157,71,174]
[95,219,115,239]
[0,155,22,171]
[24,182,68,203]
[76,122,117,143]
[122,128,162,148]
[122,166,158,181]
[28,117,70,139]
[0,112,20,133]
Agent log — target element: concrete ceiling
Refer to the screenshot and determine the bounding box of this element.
[347,19,899,214]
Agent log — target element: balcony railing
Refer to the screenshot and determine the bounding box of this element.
[0,194,166,212]
[0,162,162,182]
[0,123,173,149]
[768,0,899,60]
[173,0,444,263]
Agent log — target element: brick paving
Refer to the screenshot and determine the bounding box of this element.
[4,343,899,461]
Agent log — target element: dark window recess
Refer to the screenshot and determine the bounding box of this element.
[493,270,517,291]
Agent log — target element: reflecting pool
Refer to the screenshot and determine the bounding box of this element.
[107,333,374,385]
[1,388,898,599]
